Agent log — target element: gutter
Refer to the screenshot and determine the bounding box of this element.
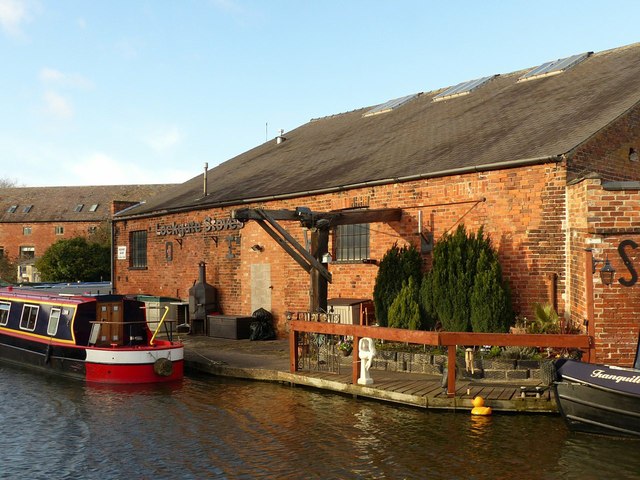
[116,154,564,221]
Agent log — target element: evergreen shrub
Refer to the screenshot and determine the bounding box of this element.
[372,243,422,327]
[388,277,422,330]
[420,225,513,332]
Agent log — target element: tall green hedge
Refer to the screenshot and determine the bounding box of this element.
[372,243,422,327]
[420,225,513,332]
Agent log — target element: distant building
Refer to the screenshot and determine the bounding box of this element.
[113,43,640,365]
[0,184,174,282]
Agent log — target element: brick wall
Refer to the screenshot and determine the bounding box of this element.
[114,162,568,334]
[0,221,99,262]
[569,102,640,182]
[574,177,640,365]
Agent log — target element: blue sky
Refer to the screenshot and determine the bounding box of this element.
[2,0,640,187]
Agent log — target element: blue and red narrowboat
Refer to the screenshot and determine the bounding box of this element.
[0,287,183,384]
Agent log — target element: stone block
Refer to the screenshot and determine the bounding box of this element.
[517,359,541,370]
[378,350,397,361]
[506,369,530,380]
[372,359,388,371]
[433,354,447,366]
[413,353,431,365]
[483,369,508,380]
[423,364,443,375]
[484,359,516,370]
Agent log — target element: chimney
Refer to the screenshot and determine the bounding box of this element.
[203,162,208,196]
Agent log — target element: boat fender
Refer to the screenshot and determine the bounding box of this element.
[153,357,173,377]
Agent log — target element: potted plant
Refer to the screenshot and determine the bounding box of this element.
[337,338,353,356]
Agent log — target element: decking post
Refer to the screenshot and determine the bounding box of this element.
[352,335,360,385]
[447,344,456,397]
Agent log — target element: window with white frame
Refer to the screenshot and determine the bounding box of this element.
[47,308,61,336]
[0,302,10,326]
[19,246,35,259]
[23,226,32,235]
[55,226,64,235]
[20,304,39,331]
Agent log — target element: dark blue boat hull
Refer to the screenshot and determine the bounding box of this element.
[554,359,640,437]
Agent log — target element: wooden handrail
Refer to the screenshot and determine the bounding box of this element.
[289,320,592,397]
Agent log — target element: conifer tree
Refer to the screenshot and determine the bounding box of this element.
[373,243,422,327]
[388,277,422,330]
[420,225,513,332]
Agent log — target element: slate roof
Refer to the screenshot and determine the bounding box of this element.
[0,184,174,223]
[121,43,640,218]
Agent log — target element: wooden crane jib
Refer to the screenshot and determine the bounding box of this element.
[231,207,402,312]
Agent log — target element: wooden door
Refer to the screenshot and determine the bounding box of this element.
[96,301,124,346]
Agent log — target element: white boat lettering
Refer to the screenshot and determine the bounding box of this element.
[590,369,640,384]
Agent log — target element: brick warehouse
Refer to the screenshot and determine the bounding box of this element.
[0,185,173,282]
[113,43,640,365]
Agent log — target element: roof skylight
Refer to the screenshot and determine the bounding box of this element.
[518,52,592,82]
[363,93,419,117]
[7,205,17,213]
[432,75,497,102]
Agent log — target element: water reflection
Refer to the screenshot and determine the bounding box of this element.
[1,366,640,479]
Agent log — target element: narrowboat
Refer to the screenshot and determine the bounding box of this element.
[554,355,640,437]
[0,287,183,384]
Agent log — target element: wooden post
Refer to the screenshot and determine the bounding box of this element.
[352,335,360,385]
[309,227,329,313]
[290,329,298,373]
[447,345,456,397]
[585,249,596,363]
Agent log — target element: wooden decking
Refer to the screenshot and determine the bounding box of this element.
[286,369,556,413]
[181,336,557,414]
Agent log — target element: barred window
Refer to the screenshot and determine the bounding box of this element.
[129,230,147,269]
[335,224,370,262]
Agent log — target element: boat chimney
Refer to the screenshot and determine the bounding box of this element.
[203,162,208,196]
[276,129,286,144]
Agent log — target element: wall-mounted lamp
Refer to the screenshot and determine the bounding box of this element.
[592,257,616,286]
[284,311,293,321]
[321,253,332,264]
[250,244,264,252]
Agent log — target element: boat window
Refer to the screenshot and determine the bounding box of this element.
[47,308,61,336]
[19,304,39,331]
[0,302,10,326]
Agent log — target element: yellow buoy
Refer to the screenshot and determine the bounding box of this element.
[471,396,492,416]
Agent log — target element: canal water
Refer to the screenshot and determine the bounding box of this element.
[1,365,639,480]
